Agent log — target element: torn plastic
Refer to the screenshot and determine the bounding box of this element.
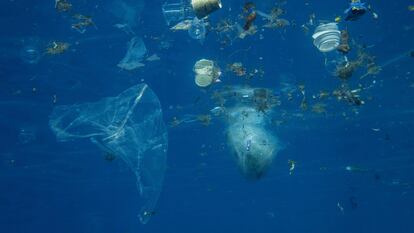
[118,37,147,70]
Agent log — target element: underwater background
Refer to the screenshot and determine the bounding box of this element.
[1,0,413,232]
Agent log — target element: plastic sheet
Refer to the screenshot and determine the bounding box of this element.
[220,87,281,179]
[227,105,279,179]
[49,84,168,224]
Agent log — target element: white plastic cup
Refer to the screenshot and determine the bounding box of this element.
[312,23,341,53]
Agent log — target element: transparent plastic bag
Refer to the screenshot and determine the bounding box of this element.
[49,84,168,224]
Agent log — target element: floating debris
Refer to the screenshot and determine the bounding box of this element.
[335,16,342,23]
[197,114,212,126]
[118,37,147,71]
[104,153,117,162]
[252,88,280,113]
[242,2,257,31]
[298,84,308,111]
[345,165,370,172]
[52,94,58,104]
[337,30,351,54]
[357,47,382,79]
[335,61,359,80]
[210,106,226,116]
[361,62,382,79]
[333,85,365,106]
[238,25,257,39]
[55,0,72,12]
[228,62,247,77]
[169,117,181,128]
[337,202,345,213]
[308,13,316,26]
[213,19,239,46]
[244,11,257,31]
[46,41,70,55]
[170,20,193,31]
[146,54,161,62]
[114,23,135,35]
[193,59,221,87]
[301,24,310,34]
[257,7,290,29]
[318,90,330,99]
[288,159,296,175]
[264,18,290,29]
[227,62,264,80]
[242,2,256,13]
[311,103,327,114]
[71,14,94,33]
[300,99,308,111]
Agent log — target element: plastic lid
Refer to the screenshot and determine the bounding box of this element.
[194,59,214,75]
[195,74,213,87]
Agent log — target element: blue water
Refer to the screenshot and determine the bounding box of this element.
[1,0,413,232]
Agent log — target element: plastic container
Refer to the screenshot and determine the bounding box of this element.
[193,59,220,87]
[195,74,213,87]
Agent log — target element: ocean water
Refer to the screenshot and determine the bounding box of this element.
[1,0,413,232]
